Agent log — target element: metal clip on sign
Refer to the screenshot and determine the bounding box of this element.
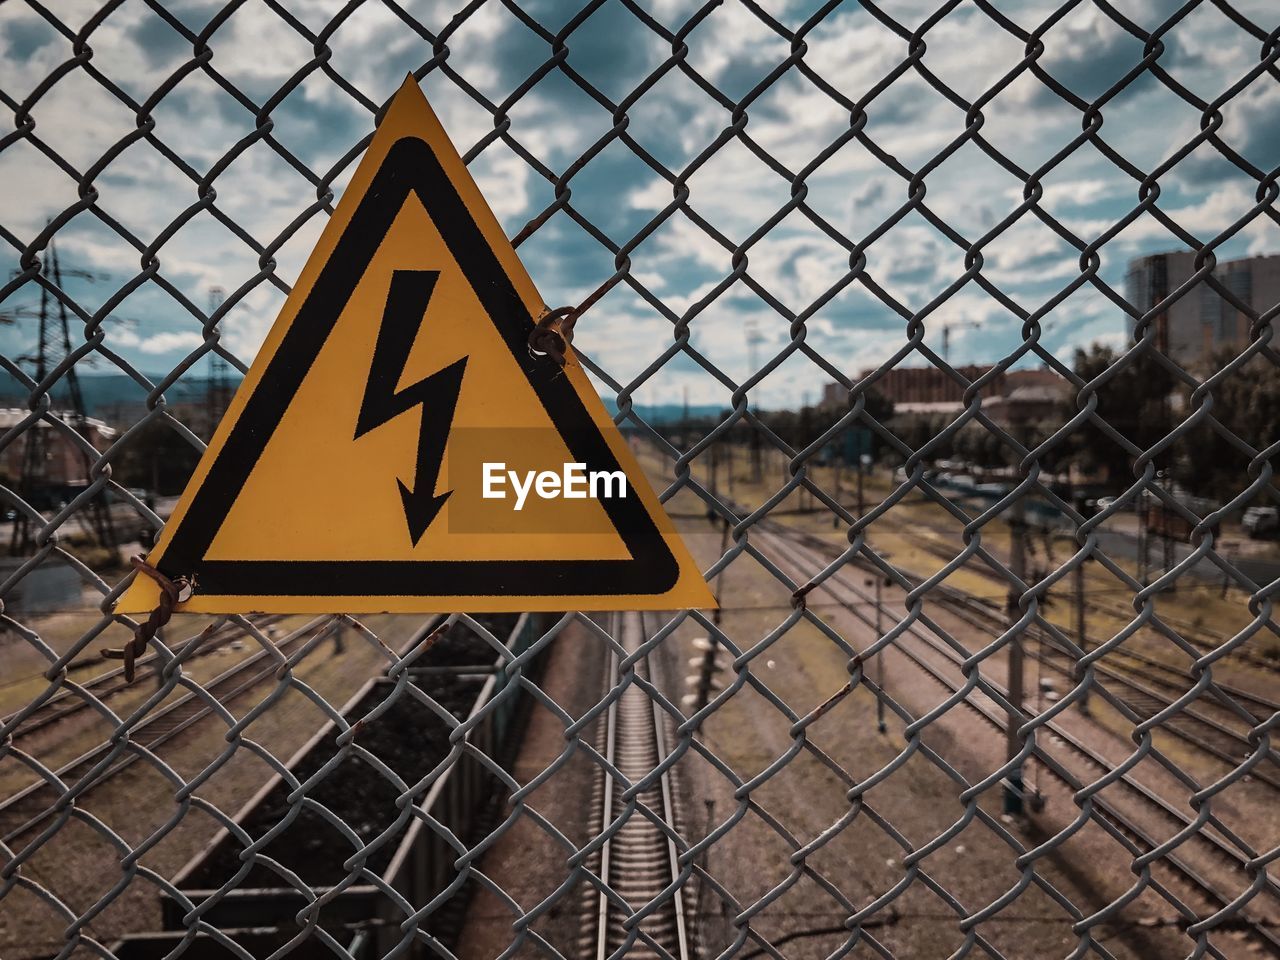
[528,305,579,366]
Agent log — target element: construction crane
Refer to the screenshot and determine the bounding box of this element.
[5,241,118,556]
[941,318,981,364]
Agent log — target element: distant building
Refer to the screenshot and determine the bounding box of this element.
[1124,251,1279,365]
[0,409,116,486]
[823,365,1060,420]
[983,382,1061,425]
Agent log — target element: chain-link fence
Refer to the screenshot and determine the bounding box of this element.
[1,0,1278,958]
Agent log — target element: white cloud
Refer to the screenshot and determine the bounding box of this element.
[2,0,1275,404]
[136,331,205,355]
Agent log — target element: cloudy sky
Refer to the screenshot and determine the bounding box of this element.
[1,0,1277,410]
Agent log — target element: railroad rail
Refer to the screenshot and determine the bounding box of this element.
[869,551,1279,717]
[889,520,1278,674]
[0,616,338,843]
[934,590,1280,791]
[1,614,288,744]
[757,525,1280,957]
[586,610,690,960]
[939,586,1279,722]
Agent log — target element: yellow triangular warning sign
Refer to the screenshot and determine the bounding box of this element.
[116,77,715,615]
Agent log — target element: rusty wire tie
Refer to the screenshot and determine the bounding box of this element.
[791,580,817,611]
[527,306,579,366]
[104,556,192,683]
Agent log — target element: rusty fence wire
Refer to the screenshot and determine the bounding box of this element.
[1,0,1279,958]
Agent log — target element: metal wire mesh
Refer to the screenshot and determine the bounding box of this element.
[1,1,1278,958]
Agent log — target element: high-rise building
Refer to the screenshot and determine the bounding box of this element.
[1124,251,1278,366]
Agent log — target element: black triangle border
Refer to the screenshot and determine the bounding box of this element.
[159,136,679,599]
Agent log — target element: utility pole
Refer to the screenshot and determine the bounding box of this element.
[681,384,690,456]
[54,246,117,555]
[832,450,842,529]
[865,572,888,734]
[1158,470,1175,590]
[1137,492,1150,585]
[800,392,812,513]
[1153,259,1175,590]
[857,452,865,521]
[746,320,763,483]
[1004,496,1027,815]
[693,519,732,713]
[1072,489,1090,715]
[745,318,763,379]
[11,273,54,556]
[941,318,982,364]
[725,438,734,498]
[1075,553,1088,714]
[708,442,719,523]
[875,573,885,732]
[11,242,116,556]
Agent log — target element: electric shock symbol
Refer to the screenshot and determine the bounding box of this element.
[354,269,467,545]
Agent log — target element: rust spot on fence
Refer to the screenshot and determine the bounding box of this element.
[528,306,578,366]
[104,557,192,682]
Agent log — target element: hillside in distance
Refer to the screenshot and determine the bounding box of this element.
[1,371,734,426]
[0,370,223,416]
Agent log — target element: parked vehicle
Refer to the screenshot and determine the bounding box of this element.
[1243,506,1279,539]
[936,472,976,490]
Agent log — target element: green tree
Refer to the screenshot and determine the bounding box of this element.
[111,420,202,497]
[759,388,894,456]
[1060,343,1175,485]
[1172,349,1280,499]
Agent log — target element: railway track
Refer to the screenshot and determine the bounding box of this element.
[779,524,1280,790]
[919,583,1280,791]
[1085,594,1266,661]
[891,522,1279,674]
[757,526,1280,957]
[0,616,338,844]
[1,614,288,744]
[584,610,690,960]
[932,583,1279,720]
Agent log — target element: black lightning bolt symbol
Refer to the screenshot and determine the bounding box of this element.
[354,269,467,546]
